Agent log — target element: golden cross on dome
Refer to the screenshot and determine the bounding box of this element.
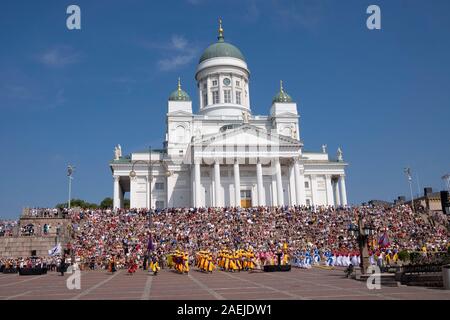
[218,18,224,40]
[280,80,284,93]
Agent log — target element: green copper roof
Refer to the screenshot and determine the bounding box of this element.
[199,19,245,63]
[169,78,191,101]
[199,41,245,63]
[272,80,294,103]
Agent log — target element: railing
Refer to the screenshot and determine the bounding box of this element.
[408,251,450,265]
[21,208,63,219]
[402,264,443,274]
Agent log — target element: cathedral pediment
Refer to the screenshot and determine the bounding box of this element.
[193,124,302,148]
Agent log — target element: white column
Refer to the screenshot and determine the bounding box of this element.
[333,178,341,207]
[113,176,121,209]
[311,175,319,206]
[231,74,236,103]
[256,161,265,206]
[214,160,221,207]
[148,176,153,209]
[191,164,195,206]
[218,74,222,103]
[119,184,124,209]
[325,175,334,206]
[293,160,304,205]
[207,76,212,106]
[194,161,201,207]
[234,160,240,207]
[245,81,250,109]
[275,159,284,206]
[288,163,296,206]
[339,175,348,206]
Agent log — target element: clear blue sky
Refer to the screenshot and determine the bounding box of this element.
[1,0,449,218]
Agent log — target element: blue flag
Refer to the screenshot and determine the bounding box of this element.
[147,234,154,251]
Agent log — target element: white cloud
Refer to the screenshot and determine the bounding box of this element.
[157,50,198,71]
[141,35,200,72]
[171,35,188,50]
[37,46,80,67]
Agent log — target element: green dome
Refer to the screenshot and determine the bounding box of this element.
[199,20,245,63]
[199,40,245,63]
[169,78,191,101]
[272,80,294,103]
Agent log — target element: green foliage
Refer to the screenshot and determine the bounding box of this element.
[100,197,113,209]
[56,199,98,209]
[398,250,410,262]
[56,197,131,210]
[124,199,130,209]
[409,252,421,264]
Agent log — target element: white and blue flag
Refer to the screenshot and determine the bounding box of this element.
[48,244,61,256]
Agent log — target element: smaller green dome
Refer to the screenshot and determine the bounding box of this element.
[272,80,294,103]
[169,78,191,101]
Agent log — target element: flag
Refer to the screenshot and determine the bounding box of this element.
[147,234,154,251]
[48,244,61,256]
[378,233,390,248]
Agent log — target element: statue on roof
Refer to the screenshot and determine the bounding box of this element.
[114,145,122,160]
[337,147,343,161]
[322,144,327,154]
[242,111,249,124]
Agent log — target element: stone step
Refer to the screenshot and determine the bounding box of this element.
[358,273,399,287]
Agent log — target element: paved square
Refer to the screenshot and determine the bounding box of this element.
[1,267,449,300]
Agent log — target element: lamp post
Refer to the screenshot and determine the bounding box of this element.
[348,212,375,275]
[67,165,75,209]
[404,167,414,212]
[442,174,450,192]
[129,150,152,210]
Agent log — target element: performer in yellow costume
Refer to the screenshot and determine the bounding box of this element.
[149,254,160,275]
[182,251,190,273]
[282,242,290,265]
[172,250,189,274]
[234,251,242,271]
[245,249,256,271]
[166,253,174,269]
[222,250,232,271]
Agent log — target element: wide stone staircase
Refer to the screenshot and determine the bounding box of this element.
[0,236,60,258]
[0,216,72,258]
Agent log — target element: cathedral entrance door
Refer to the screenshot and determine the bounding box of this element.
[240,190,252,208]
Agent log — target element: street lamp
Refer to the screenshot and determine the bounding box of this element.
[348,213,375,274]
[129,147,153,210]
[67,165,75,209]
[442,174,450,192]
[404,167,415,212]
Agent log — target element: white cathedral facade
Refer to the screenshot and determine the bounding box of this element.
[110,22,348,209]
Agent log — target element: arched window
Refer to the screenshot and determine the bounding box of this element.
[175,126,185,143]
[282,127,292,137]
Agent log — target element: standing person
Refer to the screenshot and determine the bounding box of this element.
[60,254,66,276]
[143,252,148,271]
[149,253,160,276]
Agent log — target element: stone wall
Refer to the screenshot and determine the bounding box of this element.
[0,217,72,258]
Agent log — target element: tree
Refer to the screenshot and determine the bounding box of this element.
[100,197,113,209]
[56,199,98,209]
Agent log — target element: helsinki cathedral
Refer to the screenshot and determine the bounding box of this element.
[110,20,348,209]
